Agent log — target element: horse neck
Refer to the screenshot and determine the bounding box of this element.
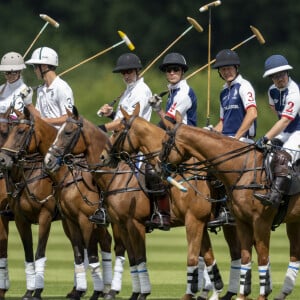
[35,118,58,156]
[131,118,165,154]
[177,126,258,183]
[82,119,110,166]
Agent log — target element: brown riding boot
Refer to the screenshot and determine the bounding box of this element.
[254,150,292,208]
[150,194,171,231]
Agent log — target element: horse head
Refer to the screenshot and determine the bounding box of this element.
[0,107,36,169]
[44,105,111,173]
[159,110,191,168]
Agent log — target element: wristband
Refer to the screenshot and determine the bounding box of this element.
[98,124,107,132]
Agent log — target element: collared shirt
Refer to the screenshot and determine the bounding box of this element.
[165,79,197,126]
[36,76,74,126]
[268,77,300,133]
[114,77,152,121]
[219,74,256,137]
[0,78,27,114]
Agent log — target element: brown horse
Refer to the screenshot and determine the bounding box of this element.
[0,108,116,300]
[158,112,300,300]
[43,106,239,300]
[103,103,242,300]
[0,109,14,300]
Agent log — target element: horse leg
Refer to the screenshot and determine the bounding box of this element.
[86,225,106,300]
[234,219,254,300]
[199,229,223,300]
[62,218,87,299]
[0,216,9,300]
[105,223,126,300]
[273,222,300,300]
[14,218,35,300]
[219,224,241,300]
[97,225,113,293]
[180,214,206,300]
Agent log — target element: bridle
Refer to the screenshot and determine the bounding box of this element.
[159,123,267,192]
[1,117,36,160]
[47,116,83,167]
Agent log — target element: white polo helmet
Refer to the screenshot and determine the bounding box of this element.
[25,47,58,66]
[0,52,26,71]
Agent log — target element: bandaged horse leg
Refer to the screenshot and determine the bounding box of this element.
[258,262,272,297]
[105,255,125,299]
[137,262,151,295]
[145,163,170,230]
[74,263,87,293]
[22,261,35,299]
[255,150,292,208]
[274,261,299,300]
[197,256,213,299]
[101,251,113,293]
[206,260,223,295]
[239,262,252,296]
[89,262,104,295]
[34,256,47,298]
[0,258,9,291]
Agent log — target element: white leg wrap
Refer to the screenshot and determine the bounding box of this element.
[186,265,198,295]
[258,262,272,296]
[137,262,151,294]
[203,265,213,291]
[198,257,205,291]
[239,262,252,295]
[25,261,35,291]
[281,261,300,295]
[111,256,125,291]
[101,251,113,289]
[130,265,140,293]
[83,249,89,270]
[0,258,9,290]
[75,263,87,291]
[228,259,241,294]
[89,262,104,292]
[35,257,47,289]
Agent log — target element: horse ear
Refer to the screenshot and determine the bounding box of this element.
[175,110,182,123]
[67,105,79,119]
[133,103,140,116]
[23,106,30,119]
[120,105,130,120]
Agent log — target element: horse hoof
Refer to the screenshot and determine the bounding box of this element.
[128,292,140,300]
[90,290,105,300]
[66,289,86,300]
[137,293,150,300]
[22,290,34,300]
[220,291,237,300]
[104,290,118,300]
[274,291,289,300]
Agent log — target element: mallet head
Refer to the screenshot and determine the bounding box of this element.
[39,14,60,28]
[250,25,265,44]
[118,31,135,51]
[199,0,222,12]
[187,17,204,33]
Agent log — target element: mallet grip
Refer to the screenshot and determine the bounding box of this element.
[167,177,187,192]
[40,14,60,28]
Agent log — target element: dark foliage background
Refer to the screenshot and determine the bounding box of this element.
[1,0,300,93]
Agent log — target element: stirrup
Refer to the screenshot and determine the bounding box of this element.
[89,208,108,226]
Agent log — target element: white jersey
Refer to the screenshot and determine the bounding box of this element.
[36,76,74,120]
[0,78,27,114]
[114,77,152,121]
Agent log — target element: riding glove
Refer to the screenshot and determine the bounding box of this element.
[148,94,162,112]
[256,136,269,149]
[21,87,33,106]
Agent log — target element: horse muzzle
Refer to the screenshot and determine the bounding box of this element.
[0,152,14,170]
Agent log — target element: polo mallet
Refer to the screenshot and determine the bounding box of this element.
[23,14,60,59]
[59,30,135,77]
[199,0,222,126]
[185,25,265,80]
[139,17,203,77]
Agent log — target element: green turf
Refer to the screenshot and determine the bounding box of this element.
[4,221,299,299]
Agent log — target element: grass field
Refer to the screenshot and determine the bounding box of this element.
[3,221,299,299]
